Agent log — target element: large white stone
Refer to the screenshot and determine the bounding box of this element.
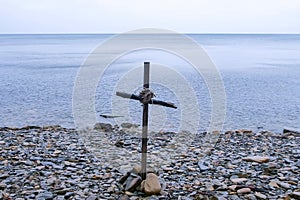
[242,156,270,163]
[144,173,161,195]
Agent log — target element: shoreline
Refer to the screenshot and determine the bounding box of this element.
[0,125,299,199]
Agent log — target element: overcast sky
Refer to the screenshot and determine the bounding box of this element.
[1,0,300,34]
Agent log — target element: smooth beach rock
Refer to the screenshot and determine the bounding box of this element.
[0,182,7,189]
[269,181,280,188]
[121,123,139,129]
[228,185,238,191]
[237,187,251,194]
[290,192,300,199]
[242,156,270,163]
[162,166,173,172]
[144,173,161,195]
[231,178,248,184]
[277,181,291,189]
[0,174,9,179]
[36,191,53,200]
[64,192,75,199]
[94,123,113,132]
[241,129,253,134]
[198,160,210,171]
[254,192,267,199]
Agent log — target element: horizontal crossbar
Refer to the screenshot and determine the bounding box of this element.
[116,91,177,109]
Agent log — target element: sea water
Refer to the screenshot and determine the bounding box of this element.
[0,34,299,133]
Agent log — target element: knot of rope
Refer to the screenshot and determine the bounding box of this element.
[139,88,156,104]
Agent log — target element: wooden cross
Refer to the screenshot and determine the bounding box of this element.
[116,62,177,180]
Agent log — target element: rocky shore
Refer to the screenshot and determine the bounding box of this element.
[0,125,299,200]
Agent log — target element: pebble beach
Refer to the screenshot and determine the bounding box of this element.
[0,125,299,200]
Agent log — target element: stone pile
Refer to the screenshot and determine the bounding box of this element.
[118,166,161,196]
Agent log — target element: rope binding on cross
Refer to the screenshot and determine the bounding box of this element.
[139,88,156,104]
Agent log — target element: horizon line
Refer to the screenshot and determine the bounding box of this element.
[0,32,300,35]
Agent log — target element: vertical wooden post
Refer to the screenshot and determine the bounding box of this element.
[141,62,150,180]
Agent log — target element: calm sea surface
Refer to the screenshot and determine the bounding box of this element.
[0,34,299,133]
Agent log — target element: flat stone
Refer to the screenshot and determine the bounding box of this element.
[290,192,300,199]
[255,192,267,199]
[94,123,113,132]
[231,178,248,184]
[0,183,7,189]
[121,123,139,129]
[36,191,53,200]
[198,161,210,171]
[277,181,290,189]
[242,156,270,163]
[237,188,251,194]
[55,188,71,195]
[66,167,77,172]
[53,150,62,154]
[41,161,56,167]
[0,174,9,179]
[54,196,65,200]
[64,161,75,166]
[47,177,57,185]
[269,181,279,188]
[187,167,196,171]
[283,127,300,134]
[228,185,237,191]
[64,192,75,198]
[86,194,97,200]
[119,172,130,184]
[162,167,173,172]
[125,176,142,192]
[124,191,134,196]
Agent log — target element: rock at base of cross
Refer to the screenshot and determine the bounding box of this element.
[142,173,161,195]
[118,167,162,196]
